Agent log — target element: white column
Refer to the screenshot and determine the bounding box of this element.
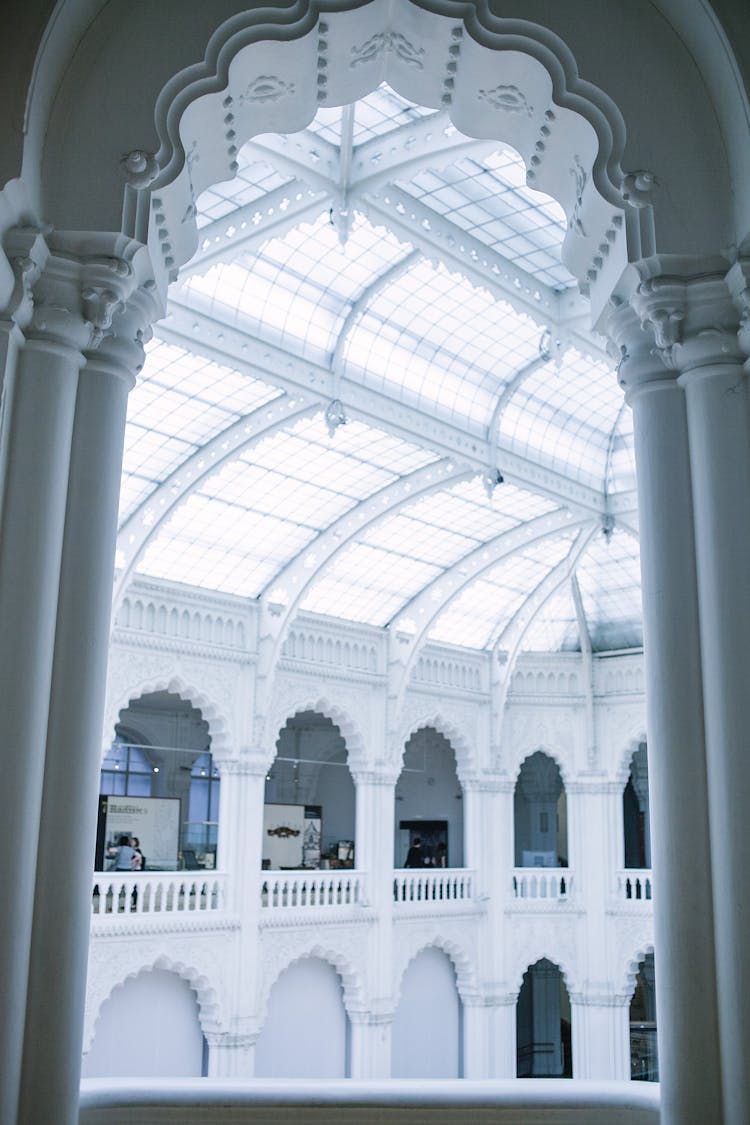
[349,1012,393,1078]
[460,779,483,876]
[488,995,517,1077]
[675,271,750,1125]
[607,298,722,1125]
[462,996,492,1078]
[206,1032,256,1077]
[353,769,396,1036]
[0,246,91,1125]
[217,754,268,1070]
[574,992,630,1080]
[19,279,155,1125]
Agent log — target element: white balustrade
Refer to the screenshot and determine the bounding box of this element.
[616,869,653,903]
[512,868,572,901]
[393,868,474,905]
[261,870,367,910]
[91,872,226,916]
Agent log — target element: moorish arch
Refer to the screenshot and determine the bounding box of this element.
[104,673,233,760]
[257,943,366,1026]
[83,952,222,1056]
[393,934,478,1008]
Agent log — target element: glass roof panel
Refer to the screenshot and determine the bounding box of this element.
[521,587,581,653]
[195,157,293,229]
[499,348,620,489]
[118,339,283,523]
[301,542,442,624]
[427,532,577,649]
[399,147,571,289]
[180,211,410,365]
[136,415,439,598]
[606,404,636,494]
[575,528,643,651]
[346,259,542,431]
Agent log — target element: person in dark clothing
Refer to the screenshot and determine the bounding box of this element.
[405,836,425,867]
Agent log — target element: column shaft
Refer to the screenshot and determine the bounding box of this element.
[0,334,82,1125]
[681,359,750,1125]
[629,376,722,1124]
[19,348,134,1124]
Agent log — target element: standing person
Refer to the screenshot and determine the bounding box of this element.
[435,842,447,868]
[404,836,424,868]
[130,837,145,871]
[108,834,136,871]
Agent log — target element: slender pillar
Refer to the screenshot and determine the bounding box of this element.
[353,769,396,1028]
[0,252,89,1125]
[675,275,750,1125]
[206,1032,256,1077]
[19,284,154,1125]
[218,754,268,1070]
[609,299,722,1124]
[349,1012,392,1078]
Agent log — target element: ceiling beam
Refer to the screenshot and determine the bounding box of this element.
[159,298,631,521]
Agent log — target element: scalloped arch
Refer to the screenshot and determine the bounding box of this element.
[393,933,478,1007]
[615,729,648,786]
[138,0,642,296]
[105,672,232,759]
[510,949,578,1000]
[398,712,474,782]
[512,744,571,789]
[267,692,367,771]
[258,943,366,1024]
[622,941,656,1001]
[84,954,222,1054]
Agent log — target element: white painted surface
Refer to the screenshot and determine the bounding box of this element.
[78,1078,661,1124]
[254,958,349,1078]
[81,970,203,1079]
[391,947,461,1078]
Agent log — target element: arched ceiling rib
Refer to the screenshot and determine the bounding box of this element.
[159,301,628,521]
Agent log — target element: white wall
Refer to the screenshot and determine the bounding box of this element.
[82,969,204,1078]
[254,958,349,1078]
[391,947,461,1078]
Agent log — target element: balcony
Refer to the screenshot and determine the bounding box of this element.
[616,870,653,903]
[393,868,475,907]
[512,868,573,902]
[91,872,227,918]
[79,1078,660,1124]
[261,869,368,911]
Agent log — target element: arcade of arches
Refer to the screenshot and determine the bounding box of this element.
[1,3,749,1125]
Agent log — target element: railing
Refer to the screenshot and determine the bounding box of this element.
[79,1078,661,1124]
[393,868,474,905]
[92,873,226,916]
[616,870,653,902]
[261,870,367,910]
[512,868,572,901]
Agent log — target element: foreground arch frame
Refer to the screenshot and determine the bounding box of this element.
[1,3,750,1125]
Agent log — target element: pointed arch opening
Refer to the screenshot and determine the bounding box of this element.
[514,750,568,869]
[516,957,572,1079]
[255,956,350,1078]
[98,689,218,871]
[630,951,659,1083]
[623,740,651,871]
[264,710,355,870]
[395,726,464,869]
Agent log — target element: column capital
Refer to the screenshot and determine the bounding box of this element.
[349,767,399,787]
[218,752,270,778]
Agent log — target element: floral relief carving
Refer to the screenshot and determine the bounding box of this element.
[350,32,425,70]
[240,76,296,105]
[570,155,588,237]
[478,85,533,115]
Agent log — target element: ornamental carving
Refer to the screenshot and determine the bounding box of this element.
[392,921,478,1004]
[257,929,369,1017]
[507,914,582,996]
[570,155,587,237]
[350,32,425,70]
[240,76,296,105]
[478,85,533,115]
[120,150,159,189]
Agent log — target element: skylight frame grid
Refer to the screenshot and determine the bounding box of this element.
[521,588,581,653]
[426,533,576,649]
[300,540,442,624]
[195,160,293,228]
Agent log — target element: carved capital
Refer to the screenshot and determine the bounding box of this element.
[633,278,686,367]
[2,225,50,329]
[621,170,658,208]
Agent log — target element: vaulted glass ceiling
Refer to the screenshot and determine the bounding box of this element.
[117,85,643,656]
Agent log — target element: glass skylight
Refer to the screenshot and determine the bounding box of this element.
[498,348,620,489]
[136,415,439,598]
[117,87,642,654]
[119,339,283,523]
[399,147,571,288]
[427,532,578,649]
[575,529,643,651]
[347,259,542,431]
